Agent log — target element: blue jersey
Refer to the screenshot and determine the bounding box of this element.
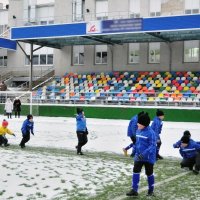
[151,116,163,140]
[174,139,200,159]
[76,114,86,132]
[173,139,200,148]
[127,115,138,137]
[21,119,34,135]
[134,126,157,164]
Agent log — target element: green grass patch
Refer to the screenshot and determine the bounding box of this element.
[4,145,200,200]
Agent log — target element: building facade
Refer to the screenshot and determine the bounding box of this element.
[0,0,200,76]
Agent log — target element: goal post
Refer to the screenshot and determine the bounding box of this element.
[0,91,32,115]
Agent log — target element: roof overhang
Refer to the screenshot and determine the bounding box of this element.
[10,14,200,48]
[0,37,17,51]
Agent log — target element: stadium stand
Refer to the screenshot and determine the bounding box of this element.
[32,71,200,106]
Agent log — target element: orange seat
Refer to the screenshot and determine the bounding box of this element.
[171,93,177,99]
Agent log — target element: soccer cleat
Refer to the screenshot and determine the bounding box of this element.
[123,148,128,156]
[19,144,25,148]
[77,152,84,155]
[156,154,163,160]
[147,190,155,196]
[126,189,138,197]
[193,169,199,175]
[180,164,184,168]
[189,166,193,171]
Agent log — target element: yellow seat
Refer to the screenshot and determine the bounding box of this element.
[158,93,164,98]
[166,86,171,91]
[174,90,180,94]
[155,80,160,85]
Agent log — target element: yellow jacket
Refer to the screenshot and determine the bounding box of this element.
[0,126,13,136]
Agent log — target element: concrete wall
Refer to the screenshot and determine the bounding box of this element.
[54,0,72,23]
[161,0,184,16]
[5,0,200,76]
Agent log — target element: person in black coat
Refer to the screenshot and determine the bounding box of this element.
[13,97,21,118]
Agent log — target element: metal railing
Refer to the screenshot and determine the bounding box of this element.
[16,66,54,90]
[0,28,10,39]
[0,71,12,82]
[31,91,200,107]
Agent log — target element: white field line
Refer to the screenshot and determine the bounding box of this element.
[113,171,190,200]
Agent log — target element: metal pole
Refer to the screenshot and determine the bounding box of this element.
[168,42,172,72]
[109,45,114,72]
[29,43,33,91]
[30,91,32,114]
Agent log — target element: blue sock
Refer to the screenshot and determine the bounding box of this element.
[147,174,154,193]
[132,173,140,192]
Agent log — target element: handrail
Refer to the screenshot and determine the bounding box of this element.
[0,28,10,39]
[16,66,54,89]
[32,76,54,91]
[0,71,12,81]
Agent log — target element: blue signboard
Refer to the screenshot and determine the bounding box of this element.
[102,18,143,33]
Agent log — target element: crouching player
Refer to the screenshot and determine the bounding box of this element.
[173,135,200,174]
[0,119,15,147]
[126,112,157,197]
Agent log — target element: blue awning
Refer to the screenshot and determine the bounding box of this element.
[0,38,16,51]
[10,14,200,48]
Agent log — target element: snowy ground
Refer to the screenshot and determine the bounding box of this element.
[1,115,200,200]
[3,115,200,157]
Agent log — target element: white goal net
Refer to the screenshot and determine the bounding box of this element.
[0,91,32,114]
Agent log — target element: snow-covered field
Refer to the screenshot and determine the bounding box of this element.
[1,116,200,200]
[3,116,200,157]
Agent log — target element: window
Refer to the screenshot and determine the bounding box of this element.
[47,54,53,65]
[49,20,54,24]
[0,57,3,66]
[96,0,108,20]
[40,54,47,65]
[40,21,48,25]
[35,5,54,25]
[129,0,140,18]
[129,43,140,63]
[33,55,39,65]
[25,55,30,65]
[73,45,84,65]
[95,45,107,64]
[185,0,199,14]
[184,41,199,62]
[149,43,160,63]
[0,56,7,67]
[150,0,161,17]
[72,0,85,21]
[4,56,7,66]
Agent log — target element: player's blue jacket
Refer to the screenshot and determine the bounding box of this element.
[173,139,200,159]
[134,126,157,164]
[173,139,200,148]
[21,119,34,135]
[127,115,138,137]
[151,116,163,140]
[76,113,86,132]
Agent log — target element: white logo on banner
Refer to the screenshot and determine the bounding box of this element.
[86,21,101,34]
